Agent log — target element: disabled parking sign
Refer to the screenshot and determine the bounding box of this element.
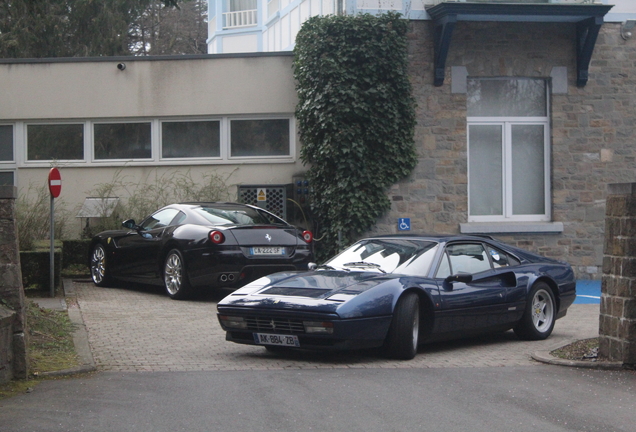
[398,218,411,231]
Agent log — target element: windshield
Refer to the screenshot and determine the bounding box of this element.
[325,239,439,276]
[194,206,287,226]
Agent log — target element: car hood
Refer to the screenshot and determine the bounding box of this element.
[218,270,394,312]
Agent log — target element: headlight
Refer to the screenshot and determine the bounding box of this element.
[218,315,247,329]
[303,321,334,334]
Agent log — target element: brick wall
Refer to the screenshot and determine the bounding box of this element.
[370,21,636,280]
[599,183,636,366]
[0,186,28,382]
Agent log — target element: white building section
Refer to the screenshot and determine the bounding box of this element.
[207,0,636,54]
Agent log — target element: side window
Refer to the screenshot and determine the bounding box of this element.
[436,253,452,279]
[486,245,521,268]
[445,243,491,275]
[141,208,181,230]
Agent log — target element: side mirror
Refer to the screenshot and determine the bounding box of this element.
[122,219,138,230]
[444,273,473,285]
[308,262,317,270]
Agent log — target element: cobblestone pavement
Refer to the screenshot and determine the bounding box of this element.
[71,280,599,372]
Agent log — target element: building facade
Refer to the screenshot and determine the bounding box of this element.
[1,1,636,279]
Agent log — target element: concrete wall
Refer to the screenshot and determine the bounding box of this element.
[0,54,297,119]
[0,54,308,236]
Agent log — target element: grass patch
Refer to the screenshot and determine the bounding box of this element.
[551,337,599,360]
[26,300,79,373]
[0,300,80,401]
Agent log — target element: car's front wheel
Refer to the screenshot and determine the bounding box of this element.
[90,243,112,287]
[385,292,420,360]
[163,249,193,300]
[514,282,556,340]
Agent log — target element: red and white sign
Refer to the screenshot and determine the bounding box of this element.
[48,168,62,198]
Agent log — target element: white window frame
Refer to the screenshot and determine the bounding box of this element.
[23,121,87,164]
[467,117,551,223]
[228,116,294,160]
[13,115,296,168]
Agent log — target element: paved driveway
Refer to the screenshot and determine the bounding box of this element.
[70,280,599,372]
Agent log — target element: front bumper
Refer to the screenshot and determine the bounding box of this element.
[219,312,393,351]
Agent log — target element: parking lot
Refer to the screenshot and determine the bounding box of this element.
[69,280,600,372]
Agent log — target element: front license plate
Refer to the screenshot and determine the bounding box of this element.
[250,247,285,255]
[253,333,300,347]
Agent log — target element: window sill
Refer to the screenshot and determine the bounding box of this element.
[460,222,563,235]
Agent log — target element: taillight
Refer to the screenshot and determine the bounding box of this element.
[302,230,313,243]
[209,230,225,244]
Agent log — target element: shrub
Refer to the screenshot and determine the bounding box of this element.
[16,183,69,251]
[293,13,417,260]
[81,168,232,237]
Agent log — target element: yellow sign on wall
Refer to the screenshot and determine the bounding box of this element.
[257,188,267,201]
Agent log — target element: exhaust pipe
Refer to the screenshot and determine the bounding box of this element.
[228,273,236,282]
[220,274,228,282]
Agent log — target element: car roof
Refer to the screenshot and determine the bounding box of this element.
[368,233,496,243]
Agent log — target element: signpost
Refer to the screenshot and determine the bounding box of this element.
[48,168,61,297]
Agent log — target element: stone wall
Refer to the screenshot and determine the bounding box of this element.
[370,20,636,281]
[599,183,636,367]
[0,186,28,382]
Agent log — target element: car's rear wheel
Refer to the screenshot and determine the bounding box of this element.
[385,292,420,360]
[163,249,193,300]
[514,282,556,340]
[90,243,112,287]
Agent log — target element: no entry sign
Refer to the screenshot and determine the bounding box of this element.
[48,168,61,198]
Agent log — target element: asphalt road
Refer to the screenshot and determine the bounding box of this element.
[0,366,634,431]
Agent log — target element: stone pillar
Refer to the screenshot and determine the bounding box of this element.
[599,183,636,368]
[0,186,28,379]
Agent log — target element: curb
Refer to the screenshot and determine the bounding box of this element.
[38,279,97,378]
[532,341,624,371]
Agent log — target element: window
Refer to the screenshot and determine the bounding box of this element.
[94,122,151,160]
[436,243,491,278]
[467,78,549,222]
[141,208,183,230]
[485,245,520,268]
[161,120,220,159]
[27,124,84,161]
[11,116,294,166]
[230,119,290,157]
[0,171,14,186]
[0,125,13,161]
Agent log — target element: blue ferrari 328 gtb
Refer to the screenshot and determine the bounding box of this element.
[217,234,576,360]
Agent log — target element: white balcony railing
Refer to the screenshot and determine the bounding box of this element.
[223,9,258,29]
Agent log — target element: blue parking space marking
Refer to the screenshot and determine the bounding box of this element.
[575,280,601,304]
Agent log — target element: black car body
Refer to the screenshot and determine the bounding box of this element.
[217,234,576,359]
[89,202,313,299]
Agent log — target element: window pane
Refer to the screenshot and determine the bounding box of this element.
[0,125,13,161]
[162,121,220,158]
[94,123,151,160]
[0,171,14,186]
[512,124,545,215]
[469,125,502,216]
[27,124,83,160]
[446,243,491,275]
[230,119,290,157]
[467,79,546,117]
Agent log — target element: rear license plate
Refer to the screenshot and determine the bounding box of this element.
[253,333,300,347]
[250,247,285,255]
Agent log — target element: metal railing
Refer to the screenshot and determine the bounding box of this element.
[223,9,258,29]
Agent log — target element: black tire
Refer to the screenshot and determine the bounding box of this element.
[514,282,556,340]
[90,243,112,287]
[385,292,420,360]
[163,249,193,300]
